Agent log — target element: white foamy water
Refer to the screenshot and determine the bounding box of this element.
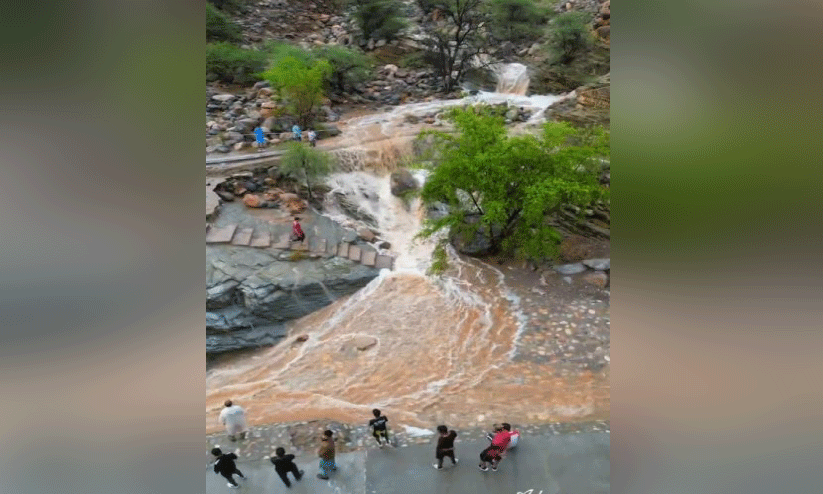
[206,66,608,432]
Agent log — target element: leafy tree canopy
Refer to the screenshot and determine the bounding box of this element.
[261,56,332,127]
[419,107,609,259]
[280,142,334,202]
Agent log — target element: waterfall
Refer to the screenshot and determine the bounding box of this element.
[493,63,530,95]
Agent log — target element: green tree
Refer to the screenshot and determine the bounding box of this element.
[313,45,373,93]
[488,0,548,44]
[261,56,332,127]
[206,3,242,42]
[419,107,608,259]
[548,11,593,64]
[351,0,407,42]
[206,42,268,84]
[280,142,333,203]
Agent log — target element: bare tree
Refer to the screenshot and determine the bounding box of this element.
[421,0,489,93]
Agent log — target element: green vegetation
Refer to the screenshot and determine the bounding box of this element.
[548,11,593,64]
[208,0,248,13]
[206,42,268,84]
[487,0,549,44]
[265,41,316,67]
[427,241,449,275]
[351,0,407,41]
[280,142,334,203]
[418,107,609,259]
[206,3,242,43]
[262,56,332,127]
[313,45,373,93]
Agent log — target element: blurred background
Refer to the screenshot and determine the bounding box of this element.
[0,0,820,493]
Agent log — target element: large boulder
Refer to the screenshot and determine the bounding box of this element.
[390,169,418,196]
[449,214,501,256]
[206,247,380,353]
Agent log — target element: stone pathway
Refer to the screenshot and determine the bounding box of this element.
[206,222,395,270]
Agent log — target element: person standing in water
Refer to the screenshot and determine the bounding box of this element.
[433,425,458,470]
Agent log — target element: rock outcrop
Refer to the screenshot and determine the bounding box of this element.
[207,246,380,353]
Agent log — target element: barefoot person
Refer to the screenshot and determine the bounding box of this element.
[270,447,304,488]
[211,447,246,489]
[219,400,247,442]
[433,425,458,470]
[369,408,391,448]
[317,430,337,480]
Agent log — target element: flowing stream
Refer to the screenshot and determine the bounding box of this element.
[206,65,606,432]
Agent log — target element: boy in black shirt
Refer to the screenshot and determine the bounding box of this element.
[211,447,246,488]
[368,408,392,447]
[270,447,304,488]
[433,425,459,469]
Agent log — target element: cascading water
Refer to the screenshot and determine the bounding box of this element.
[206,63,607,432]
[493,62,530,95]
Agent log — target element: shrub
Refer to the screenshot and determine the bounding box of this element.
[206,42,268,84]
[427,241,449,275]
[313,45,373,92]
[265,41,317,67]
[206,3,242,42]
[548,11,593,64]
[352,0,407,41]
[488,0,549,44]
[262,57,332,127]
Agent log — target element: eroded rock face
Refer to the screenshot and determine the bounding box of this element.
[206,246,380,353]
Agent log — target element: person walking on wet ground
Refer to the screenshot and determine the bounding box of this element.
[369,408,392,448]
[433,425,458,470]
[211,447,246,489]
[271,447,304,488]
[292,124,302,142]
[479,424,511,472]
[219,400,247,442]
[291,217,305,242]
[308,129,317,147]
[317,429,337,480]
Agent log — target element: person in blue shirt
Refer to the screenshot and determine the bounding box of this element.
[254,126,266,152]
[292,124,302,142]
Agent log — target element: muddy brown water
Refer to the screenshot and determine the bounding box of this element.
[206,254,609,434]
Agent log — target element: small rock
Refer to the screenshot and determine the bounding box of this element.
[357,227,376,241]
[582,271,609,289]
[553,263,587,275]
[243,194,262,208]
[582,258,610,271]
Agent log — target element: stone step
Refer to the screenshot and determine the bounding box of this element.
[231,227,253,246]
[291,241,308,251]
[206,224,237,243]
[311,238,327,254]
[375,254,394,270]
[337,242,350,258]
[326,243,337,256]
[361,250,377,267]
[273,233,291,249]
[249,229,271,248]
[348,245,362,262]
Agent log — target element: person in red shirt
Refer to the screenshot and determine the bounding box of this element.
[291,217,305,242]
[479,424,511,472]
